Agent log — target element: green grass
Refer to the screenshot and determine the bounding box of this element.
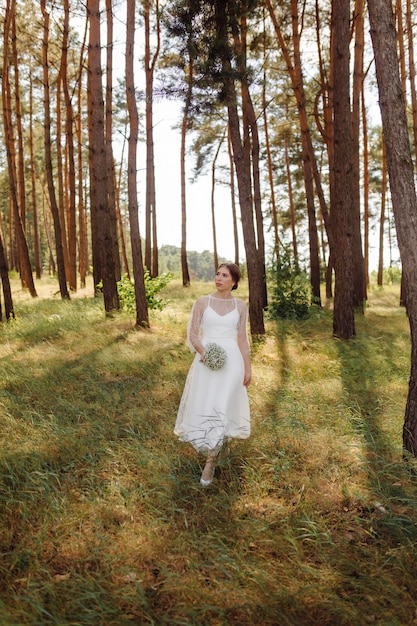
[0,278,416,625]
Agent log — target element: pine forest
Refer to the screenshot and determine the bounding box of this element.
[2,1,417,623]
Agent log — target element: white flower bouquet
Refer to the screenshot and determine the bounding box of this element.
[201,343,227,371]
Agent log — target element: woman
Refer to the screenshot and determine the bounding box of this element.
[174,262,251,486]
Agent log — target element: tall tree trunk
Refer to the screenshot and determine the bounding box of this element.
[29,74,41,280]
[406,0,417,158]
[332,0,355,338]
[266,0,322,304]
[11,11,26,230]
[234,5,267,309]
[227,126,240,265]
[0,233,14,320]
[87,0,119,312]
[395,0,407,108]
[3,0,37,297]
[180,58,192,287]
[285,132,298,267]
[377,135,387,286]
[126,0,149,327]
[216,1,264,337]
[362,84,370,285]
[76,22,88,289]
[262,59,279,260]
[105,0,121,283]
[351,0,366,309]
[144,0,160,277]
[211,136,224,273]
[40,0,69,300]
[368,0,417,456]
[61,0,77,291]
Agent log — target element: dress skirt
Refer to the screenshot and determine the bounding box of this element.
[174,306,250,454]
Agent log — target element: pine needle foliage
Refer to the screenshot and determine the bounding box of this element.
[0,278,416,625]
[268,250,314,320]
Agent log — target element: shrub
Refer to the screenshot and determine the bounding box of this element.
[118,271,174,312]
[268,251,312,320]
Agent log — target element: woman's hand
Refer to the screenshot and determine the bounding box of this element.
[243,370,251,387]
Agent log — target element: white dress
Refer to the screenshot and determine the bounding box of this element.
[174,295,251,454]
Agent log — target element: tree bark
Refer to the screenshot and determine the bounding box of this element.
[211,136,224,273]
[332,0,355,338]
[40,0,69,300]
[351,0,367,309]
[126,0,149,327]
[105,0,121,283]
[368,0,417,454]
[144,0,160,277]
[76,20,89,289]
[180,56,192,287]
[29,75,41,280]
[216,1,264,337]
[87,0,119,312]
[266,0,322,304]
[61,0,77,291]
[227,126,240,265]
[3,0,37,297]
[377,135,387,286]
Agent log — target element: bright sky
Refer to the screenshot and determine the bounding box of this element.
[136,99,247,262]
[110,3,394,273]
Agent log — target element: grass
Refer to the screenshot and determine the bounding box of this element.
[0,277,417,625]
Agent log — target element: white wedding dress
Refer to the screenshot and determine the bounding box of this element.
[174,295,251,454]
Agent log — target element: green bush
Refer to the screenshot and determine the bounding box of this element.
[118,270,174,313]
[268,251,312,320]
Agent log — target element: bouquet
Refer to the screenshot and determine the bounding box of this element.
[201,343,227,371]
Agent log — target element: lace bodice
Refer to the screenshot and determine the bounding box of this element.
[187,295,251,370]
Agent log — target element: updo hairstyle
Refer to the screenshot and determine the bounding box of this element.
[217,262,241,291]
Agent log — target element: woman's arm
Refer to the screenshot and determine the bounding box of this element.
[187,296,207,355]
[237,301,251,386]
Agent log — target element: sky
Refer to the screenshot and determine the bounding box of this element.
[135,99,247,263]
[110,3,395,273]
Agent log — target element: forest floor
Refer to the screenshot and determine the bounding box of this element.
[0,276,416,625]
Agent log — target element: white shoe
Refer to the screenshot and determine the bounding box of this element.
[200,465,215,487]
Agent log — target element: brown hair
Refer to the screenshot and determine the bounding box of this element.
[217,262,241,290]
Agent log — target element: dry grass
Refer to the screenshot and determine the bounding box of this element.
[0,278,416,625]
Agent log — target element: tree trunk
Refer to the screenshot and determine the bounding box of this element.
[105,0,121,283]
[227,126,240,266]
[234,6,267,309]
[144,0,160,277]
[377,135,387,286]
[61,0,77,291]
[351,0,366,309]
[126,0,149,327]
[11,11,27,230]
[29,75,41,280]
[211,136,224,273]
[368,0,417,454]
[40,0,69,300]
[362,85,370,285]
[285,132,298,266]
[3,0,37,297]
[215,3,264,337]
[262,60,279,260]
[332,0,355,338]
[76,21,89,289]
[406,0,417,159]
[266,0,323,303]
[0,233,14,320]
[180,57,192,287]
[87,0,119,312]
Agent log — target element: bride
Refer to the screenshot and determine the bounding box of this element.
[174,262,251,487]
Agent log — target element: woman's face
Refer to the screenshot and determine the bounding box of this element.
[215,266,235,292]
